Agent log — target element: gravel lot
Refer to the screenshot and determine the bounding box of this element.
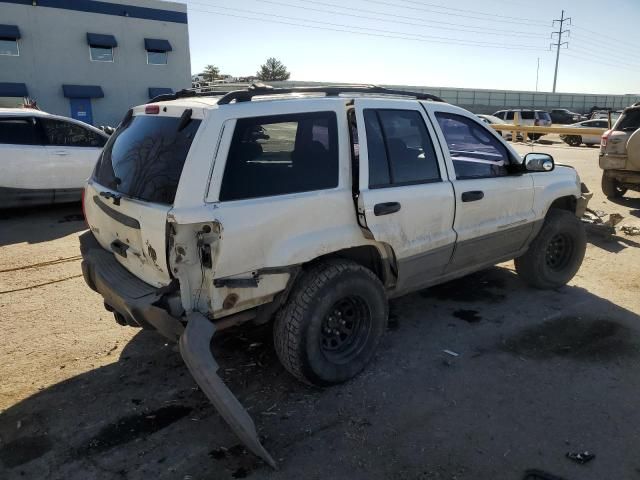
[1,137,639,480]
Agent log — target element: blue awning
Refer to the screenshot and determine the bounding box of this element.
[0,24,21,40]
[144,38,172,52]
[87,33,117,48]
[62,85,104,98]
[0,82,28,97]
[148,87,174,99]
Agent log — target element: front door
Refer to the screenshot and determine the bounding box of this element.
[425,106,535,273]
[354,99,456,293]
[69,98,93,125]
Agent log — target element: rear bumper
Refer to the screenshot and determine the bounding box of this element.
[79,231,184,341]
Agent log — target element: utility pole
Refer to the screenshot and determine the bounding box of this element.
[551,10,571,93]
[536,57,540,92]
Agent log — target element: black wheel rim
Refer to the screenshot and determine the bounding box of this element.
[545,233,574,271]
[320,296,371,364]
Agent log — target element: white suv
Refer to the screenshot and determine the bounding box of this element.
[80,85,590,467]
[492,109,552,140]
[0,108,108,207]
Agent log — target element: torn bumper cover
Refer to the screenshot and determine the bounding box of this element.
[78,231,277,468]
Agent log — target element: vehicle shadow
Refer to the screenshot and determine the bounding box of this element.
[2,267,640,479]
[586,231,640,253]
[606,195,640,211]
[0,203,86,247]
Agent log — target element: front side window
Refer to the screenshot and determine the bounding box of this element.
[0,118,40,145]
[90,46,113,62]
[0,39,18,56]
[220,111,338,201]
[435,112,510,179]
[41,119,106,147]
[147,51,167,65]
[364,109,440,188]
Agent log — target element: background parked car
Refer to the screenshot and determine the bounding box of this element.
[475,114,513,140]
[492,109,552,140]
[560,119,609,147]
[550,108,585,124]
[0,108,108,208]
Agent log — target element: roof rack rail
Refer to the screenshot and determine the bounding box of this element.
[216,83,444,105]
[148,88,230,103]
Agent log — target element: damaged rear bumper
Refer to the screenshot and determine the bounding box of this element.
[79,231,276,467]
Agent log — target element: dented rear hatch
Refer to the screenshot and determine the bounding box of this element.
[84,106,202,287]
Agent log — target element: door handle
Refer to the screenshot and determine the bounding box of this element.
[461,191,484,202]
[374,202,401,216]
[53,150,69,156]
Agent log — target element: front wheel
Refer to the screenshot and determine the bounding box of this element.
[566,135,582,147]
[515,209,586,289]
[273,260,388,386]
[601,172,627,198]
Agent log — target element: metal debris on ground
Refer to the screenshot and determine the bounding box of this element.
[581,209,624,238]
[566,450,596,464]
[443,349,459,357]
[621,225,640,236]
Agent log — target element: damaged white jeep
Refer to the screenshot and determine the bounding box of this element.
[80,84,591,466]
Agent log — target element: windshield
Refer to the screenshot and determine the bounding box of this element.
[92,114,201,205]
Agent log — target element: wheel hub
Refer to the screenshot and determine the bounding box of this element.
[545,233,573,270]
[320,296,370,362]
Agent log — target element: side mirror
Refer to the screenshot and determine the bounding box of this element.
[524,153,554,172]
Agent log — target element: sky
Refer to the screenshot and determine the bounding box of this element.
[182,0,640,94]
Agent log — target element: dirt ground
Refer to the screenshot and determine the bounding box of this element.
[1,137,640,480]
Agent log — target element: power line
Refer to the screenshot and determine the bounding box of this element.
[568,47,640,71]
[188,4,545,50]
[387,0,549,25]
[550,9,570,92]
[570,33,640,58]
[366,0,549,26]
[255,0,542,38]
[564,52,640,73]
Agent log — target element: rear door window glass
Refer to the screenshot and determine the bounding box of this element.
[435,112,509,179]
[92,114,201,205]
[0,117,42,145]
[521,111,535,120]
[41,119,106,147]
[505,111,514,120]
[617,110,640,132]
[220,111,338,201]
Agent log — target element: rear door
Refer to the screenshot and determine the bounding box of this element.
[426,105,535,273]
[0,116,52,202]
[39,117,106,191]
[355,99,456,292]
[84,107,203,287]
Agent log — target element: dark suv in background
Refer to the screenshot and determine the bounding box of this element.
[550,108,585,124]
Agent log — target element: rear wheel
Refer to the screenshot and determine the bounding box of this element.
[515,209,586,289]
[273,260,388,386]
[601,172,627,198]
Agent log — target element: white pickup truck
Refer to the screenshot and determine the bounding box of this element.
[79,84,590,467]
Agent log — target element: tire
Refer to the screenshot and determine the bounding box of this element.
[601,172,627,198]
[567,135,582,147]
[273,260,388,386]
[515,209,586,289]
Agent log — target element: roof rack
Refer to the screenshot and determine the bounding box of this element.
[216,83,444,105]
[148,88,230,103]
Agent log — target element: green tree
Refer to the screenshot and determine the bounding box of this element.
[202,64,220,83]
[256,57,290,81]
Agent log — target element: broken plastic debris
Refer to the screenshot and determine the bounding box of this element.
[443,349,459,357]
[621,225,640,236]
[566,451,595,464]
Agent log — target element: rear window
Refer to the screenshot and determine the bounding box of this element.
[92,114,201,205]
[616,109,640,132]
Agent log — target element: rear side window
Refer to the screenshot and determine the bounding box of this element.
[219,111,338,201]
[0,118,41,145]
[92,114,201,205]
[435,112,509,179]
[363,109,440,188]
[41,119,106,147]
[616,110,640,132]
[521,111,535,120]
[505,111,514,120]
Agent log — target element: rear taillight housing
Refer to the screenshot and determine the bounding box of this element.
[601,129,611,148]
[145,105,160,114]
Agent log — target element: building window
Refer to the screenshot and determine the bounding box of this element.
[90,46,113,62]
[144,38,171,65]
[147,50,167,65]
[0,38,18,56]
